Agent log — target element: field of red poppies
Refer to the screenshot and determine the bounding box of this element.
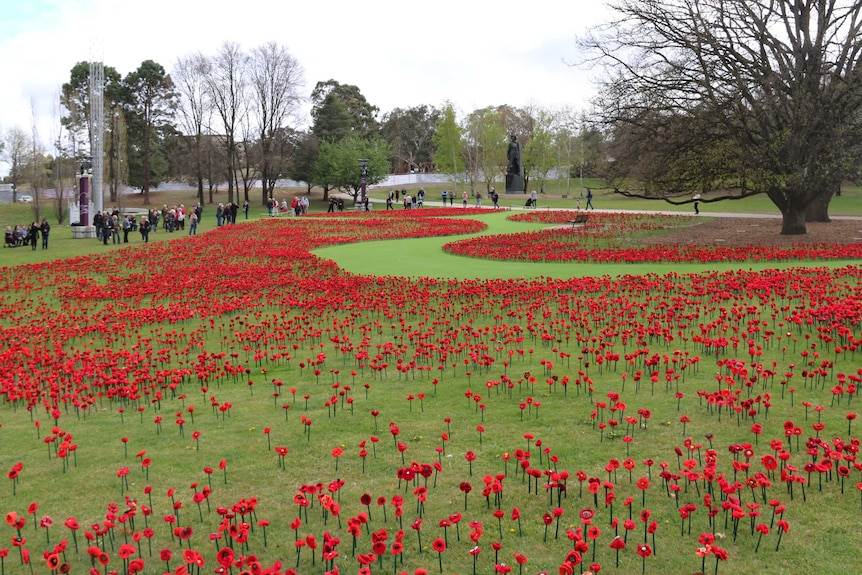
[1,209,861,575]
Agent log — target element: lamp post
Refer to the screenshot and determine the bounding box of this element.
[358,158,369,204]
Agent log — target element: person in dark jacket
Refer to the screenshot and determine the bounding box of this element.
[40,219,50,249]
[29,221,40,250]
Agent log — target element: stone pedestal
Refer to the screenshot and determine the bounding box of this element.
[71,225,97,239]
[505,173,524,194]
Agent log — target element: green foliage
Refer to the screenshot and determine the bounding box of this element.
[523,108,555,189]
[310,80,379,141]
[311,92,353,143]
[122,60,179,199]
[432,102,463,178]
[60,61,123,147]
[464,107,507,191]
[311,134,391,200]
[380,105,440,172]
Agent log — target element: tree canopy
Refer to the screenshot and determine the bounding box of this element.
[311,134,390,202]
[582,0,862,234]
[380,105,439,173]
[310,80,379,142]
[122,60,178,204]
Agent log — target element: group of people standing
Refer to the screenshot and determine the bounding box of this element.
[386,188,426,209]
[4,220,50,250]
[217,201,247,226]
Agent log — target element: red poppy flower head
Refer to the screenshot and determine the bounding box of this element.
[431,538,446,553]
[637,544,653,558]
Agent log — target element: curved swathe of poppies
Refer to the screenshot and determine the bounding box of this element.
[437,212,862,263]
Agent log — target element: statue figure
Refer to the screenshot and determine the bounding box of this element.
[507,135,521,176]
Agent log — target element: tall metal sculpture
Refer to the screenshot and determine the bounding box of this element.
[89,60,104,214]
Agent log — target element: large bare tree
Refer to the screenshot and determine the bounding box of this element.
[249,42,304,204]
[50,92,75,224]
[28,99,46,222]
[206,42,248,205]
[2,126,29,202]
[174,52,213,205]
[581,0,862,234]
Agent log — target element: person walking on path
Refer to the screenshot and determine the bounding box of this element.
[585,188,595,210]
[693,193,701,215]
[462,190,468,208]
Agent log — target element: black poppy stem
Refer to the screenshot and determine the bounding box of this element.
[642,553,646,575]
[754,530,764,553]
[437,551,443,572]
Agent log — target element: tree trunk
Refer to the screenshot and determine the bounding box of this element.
[780,204,807,235]
[197,176,204,206]
[804,185,836,223]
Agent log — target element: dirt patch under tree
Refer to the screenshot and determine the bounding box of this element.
[637,217,862,248]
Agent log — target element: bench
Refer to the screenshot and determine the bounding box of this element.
[568,213,590,228]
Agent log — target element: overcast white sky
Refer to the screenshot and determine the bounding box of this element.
[0,0,612,174]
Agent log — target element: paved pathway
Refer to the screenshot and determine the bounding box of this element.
[363,196,862,221]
